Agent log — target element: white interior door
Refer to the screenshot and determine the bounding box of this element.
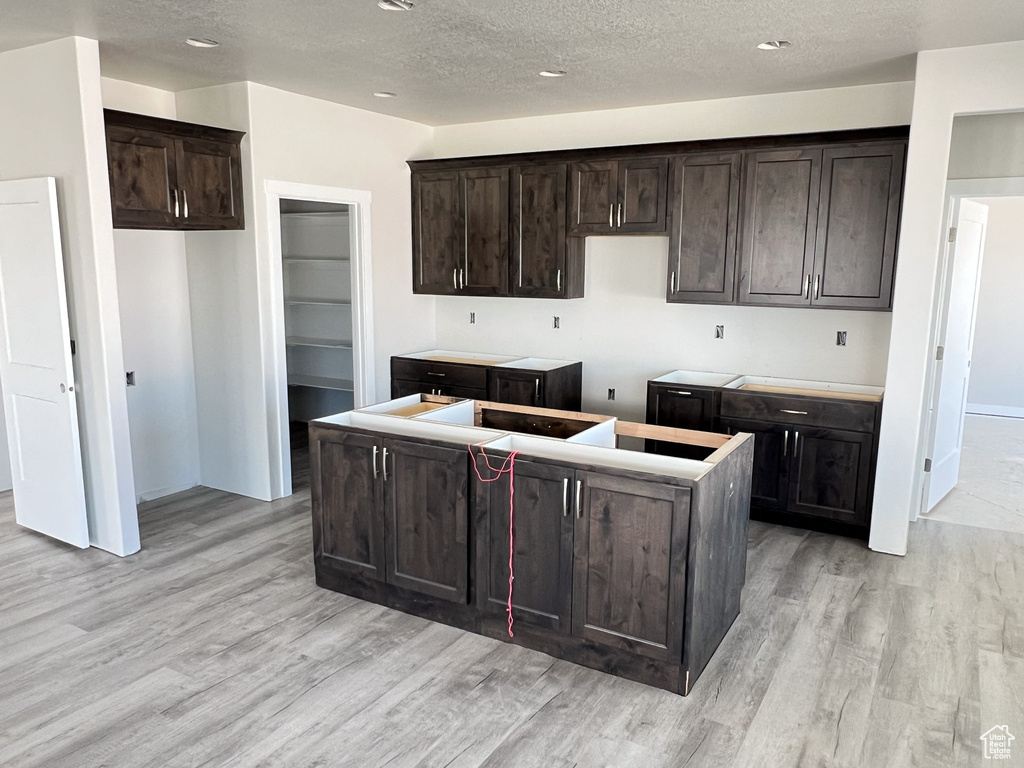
[0,177,89,547]
[925,198,989,511]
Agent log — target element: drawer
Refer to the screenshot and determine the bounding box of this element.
[719,390,878,433]
[391,357,489,390]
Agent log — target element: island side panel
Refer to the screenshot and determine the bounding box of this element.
[682,433,754,693]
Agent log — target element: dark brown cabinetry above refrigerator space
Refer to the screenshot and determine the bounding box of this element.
[104,110,245,231]
[409,126,907,309]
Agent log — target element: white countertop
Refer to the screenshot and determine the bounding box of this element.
[652,370,740,388]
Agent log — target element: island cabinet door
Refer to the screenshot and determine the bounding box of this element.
[480,459,575,633]
[311,430,385,581]
[382,438,470,603]
[571,472,691,662]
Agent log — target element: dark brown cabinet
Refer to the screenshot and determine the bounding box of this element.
[477,458,574,633]
[667,152,742,304]
[719,417,792,512]
[384,438,470,603]
[569,158,669,235]
[412,167,509,297]
[572,472,690,662]
[311,427,470,604]
[811,144,905,309]
[104,110,244,231]
[788,426,874,526]
[645,383,720,461]
[737,148,822,306]
[511,163,582,298]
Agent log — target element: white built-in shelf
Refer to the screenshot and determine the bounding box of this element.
[287,374,354,392]
[285,299,352,307]
[286,336,353,349]
[283,256,350,263]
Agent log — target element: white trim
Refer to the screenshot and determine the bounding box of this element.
[945,176,1024,197]
[136,480,201,504]
[965,403,1024,419]
[264,181,375,499]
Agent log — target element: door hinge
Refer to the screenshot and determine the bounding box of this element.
[70,339,76,356]
[948,226,957,243]
[935,345,944,361]
[924,458,932,472]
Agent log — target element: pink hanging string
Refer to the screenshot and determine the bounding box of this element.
[470,445,520,637]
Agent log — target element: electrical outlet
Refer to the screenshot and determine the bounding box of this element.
[607,388,616,401]
[553,316,560,329]
[126,371,136,387]
[715,325,724,340]
[837,331,847,346]
[469,312,475,325]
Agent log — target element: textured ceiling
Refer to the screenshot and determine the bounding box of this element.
[1,0,1023,125]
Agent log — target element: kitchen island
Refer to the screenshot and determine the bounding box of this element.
[309,395,753,695]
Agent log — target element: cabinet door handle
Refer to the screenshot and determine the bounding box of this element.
[779,409,808,415]
[609,203,614,228]
[803,274,810,298]
[783,430,788,457]
[535,378,540,402]
[575,480,583,518]
[373,445,379,478]
[669,390,692,396]
[460,268,466,290]
[382,447,389,481]
[813,274,820,300]
[562,477,569,517]
[173,189,180,218]
[453,268,459,290]
[617,203,623,228]
[182,189,188,219]
[557,268,562,292]
[794,431,800,457]
[671,271,677,294]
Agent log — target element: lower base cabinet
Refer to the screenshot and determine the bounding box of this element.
[311,418,754,696]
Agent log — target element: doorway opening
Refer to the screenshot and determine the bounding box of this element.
[265,183,375,498]
[920,181,1024,535]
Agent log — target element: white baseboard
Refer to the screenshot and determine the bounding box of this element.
[965,403,1024,419]
[137,480,201,503]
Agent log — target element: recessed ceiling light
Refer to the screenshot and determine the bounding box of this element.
[377,0,415,9]
[757,40,792,50]
[539,70,568,78]
[185,37,220,48]
[373,91,397,98]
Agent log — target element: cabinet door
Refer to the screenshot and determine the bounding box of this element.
[511,163,568,298]
[383,438,469,602]
[488,369,543,407]
[788,427,874,526]
[569,160,618,234]
[738,149,822,306]
[572,472,690,661]
[412,171,461,295]
[647,386,717,461]
[460,167,509,296]
[667,152,741,303]
[105,126,179,229]
[312,430,385,580]
[176,137,244,230]
[811,144,905,309]
[720,417,791,512]
[481,459,574,633]
[617,157,669,233]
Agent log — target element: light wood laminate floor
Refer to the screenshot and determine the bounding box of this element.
[1,450,1022,767]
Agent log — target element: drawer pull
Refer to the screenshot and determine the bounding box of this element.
[779,409,808,415]
[669,390,692,396]
[427,372,446,377]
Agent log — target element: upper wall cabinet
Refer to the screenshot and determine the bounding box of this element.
[666,152,742,304]
[569,157,669,235]
[511,163,582,299]
[412,167,509,297]
[104,110,245,231]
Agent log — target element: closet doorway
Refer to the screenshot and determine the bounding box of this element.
[266,183,374,498]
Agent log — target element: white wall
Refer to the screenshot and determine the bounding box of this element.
[102,78,202,502]
[0,38,139,555]
[948,112,1024,179]
[966,197,1024,417]
[432,82,911,420]
[873,40,1024,555]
